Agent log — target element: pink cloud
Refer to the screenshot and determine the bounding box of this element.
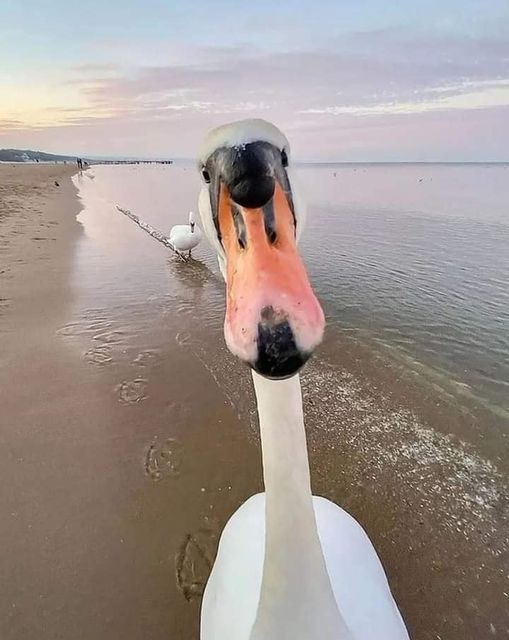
[2,30,508,159]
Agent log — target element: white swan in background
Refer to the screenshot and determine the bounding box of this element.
[169,211,202,257]
[197,119,410,640]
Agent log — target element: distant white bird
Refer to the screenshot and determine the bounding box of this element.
[169,211,202,258]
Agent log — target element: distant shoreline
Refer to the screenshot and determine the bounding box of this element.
[0,159,174,166]
[2,147,507,167]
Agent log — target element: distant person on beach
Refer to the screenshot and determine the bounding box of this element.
[76,158,83,170]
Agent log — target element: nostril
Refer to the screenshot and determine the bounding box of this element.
[267,228,277,245]
[263,201,277,245]
[231,204,247,250]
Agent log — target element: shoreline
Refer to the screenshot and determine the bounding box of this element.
[0,163,507,640]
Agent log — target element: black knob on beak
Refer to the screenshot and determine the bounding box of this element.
[222,142,276,209]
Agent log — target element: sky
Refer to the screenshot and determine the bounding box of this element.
[0,0,508,161]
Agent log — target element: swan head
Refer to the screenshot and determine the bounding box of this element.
[198,118,324,380]
[189,210,196,232]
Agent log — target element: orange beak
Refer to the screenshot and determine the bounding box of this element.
[218,180,325,379]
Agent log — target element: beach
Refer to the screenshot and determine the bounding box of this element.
[0,163,507,640]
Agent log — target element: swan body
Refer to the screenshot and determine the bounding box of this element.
[203,494,407,640]
[169,210,202,256]
[197,119,410,640]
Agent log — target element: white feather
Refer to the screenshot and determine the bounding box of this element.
[198,118,290,165]
[202,494,409,640]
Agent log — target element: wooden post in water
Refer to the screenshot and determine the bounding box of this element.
[116,206,188,261]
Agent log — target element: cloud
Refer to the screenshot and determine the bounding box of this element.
[71,63,119,73]
[2,28,508,158]
[74,29,509,116]
[302,81,509,116]
[0,119,25,130]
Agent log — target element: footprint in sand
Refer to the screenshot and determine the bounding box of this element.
[175,332,191,345]
[145,437,183,481]
[57,316,113,340]
[117,378,148,404]
[93,329,124,345]
[176,301,193,315]
[83,345,113,365]
[175,528,217,601]
[56,322,86,337]
[87,320,112,332]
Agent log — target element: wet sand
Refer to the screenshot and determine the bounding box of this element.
[0,165,260,639]
[0,164,507,640]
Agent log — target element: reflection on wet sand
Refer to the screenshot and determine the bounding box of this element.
[166,256,217,289]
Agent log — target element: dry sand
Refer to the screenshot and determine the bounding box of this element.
[0,164,507,640]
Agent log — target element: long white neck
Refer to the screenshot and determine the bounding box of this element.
[249,372,352,640]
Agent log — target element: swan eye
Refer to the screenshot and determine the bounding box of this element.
[281,149,288,168]
[201,167,211,183]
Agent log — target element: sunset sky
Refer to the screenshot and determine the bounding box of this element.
[1,0,508,160]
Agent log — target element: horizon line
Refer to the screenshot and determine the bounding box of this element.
[2,148,508,165]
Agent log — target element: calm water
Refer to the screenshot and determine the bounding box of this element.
[299,164,509,413]
[74,163,509,415]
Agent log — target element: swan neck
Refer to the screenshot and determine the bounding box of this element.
[250,371,351,640]
[254,371,311,504]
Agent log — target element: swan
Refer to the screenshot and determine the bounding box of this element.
[197,119,410,640]
[169,211,202,257]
